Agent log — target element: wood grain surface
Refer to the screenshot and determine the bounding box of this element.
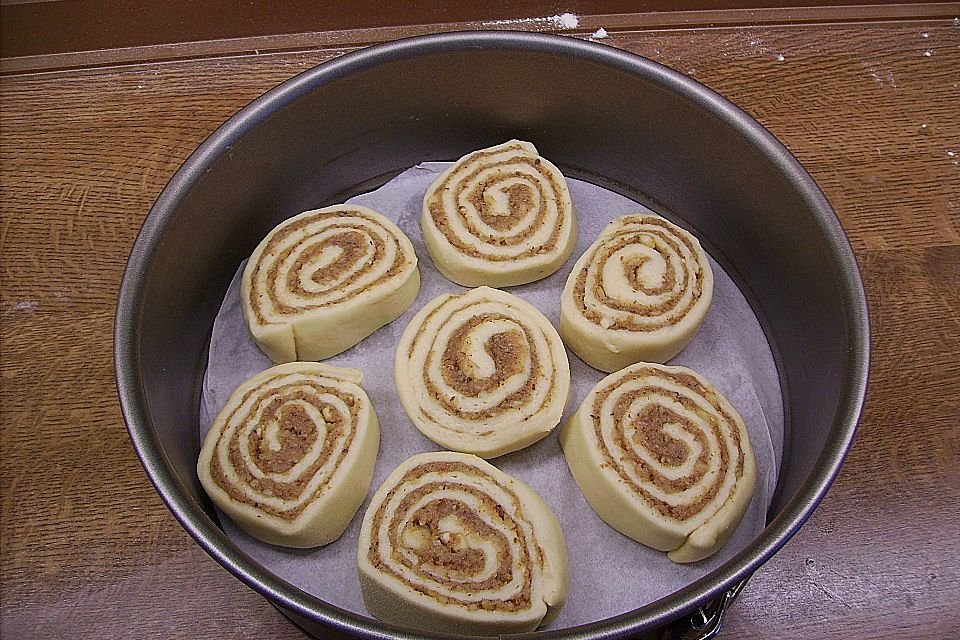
[2,18,959,640]
[5,1,955,72]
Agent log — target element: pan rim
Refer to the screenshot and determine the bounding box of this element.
[114,30,869,639]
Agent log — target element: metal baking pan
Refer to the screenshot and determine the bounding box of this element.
[115,31,869,639]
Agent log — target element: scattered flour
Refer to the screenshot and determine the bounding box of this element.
[591,27,609,39]
[482,12,580,30]
[482,17,538,27]
[553,12,580,29]
[872,71,896,87]
[862,62,896,88]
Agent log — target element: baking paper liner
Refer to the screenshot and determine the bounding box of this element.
[200,162,784,629]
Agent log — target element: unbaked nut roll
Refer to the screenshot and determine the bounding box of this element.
[395,286,570,458]
[421,140,577,287]
[242,204,420,363]
[197,362,379,548]
[560,363,756,563]
[560,213,713,372]
[357,451,568,635]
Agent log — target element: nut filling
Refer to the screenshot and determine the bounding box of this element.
[249,208,416,325]
[367,460,542,612]
[209,374,361,521]
[424,141,572,261]
[590,367,746,521]
[395,287,569,456]
[572,215,707,332]
[422,311,540,423]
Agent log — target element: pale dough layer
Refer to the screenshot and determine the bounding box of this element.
[242,204,419,363]
[198,362,379,548]
[421,140,577,287]
[395,286,570,458]
[560,213,713,372]
[559,362,755,563]
[357,451,568,635]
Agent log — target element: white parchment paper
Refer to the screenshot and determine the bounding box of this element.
[199,163,784,630]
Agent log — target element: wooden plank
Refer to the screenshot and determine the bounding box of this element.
[2,2,958,73]
[0,0,948,58]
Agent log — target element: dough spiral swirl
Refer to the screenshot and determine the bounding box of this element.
[242,204,419,363]
[395,287,570,458]
[421,140,576,287]
[357,452,568,635]
[559,363,755,562]
[560,213,713,372]
[198,362,379,548]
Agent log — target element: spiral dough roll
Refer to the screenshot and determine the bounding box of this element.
[560,213,713,372]
[421,140,576,287]
[395,287,570,458]
[357,451,568,635]
[197,362,380,548]
[559,363,756,563]
[242,205,420,363]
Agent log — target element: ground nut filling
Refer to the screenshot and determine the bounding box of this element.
[366,460,544,612]
[248,208,417,325]
[425,142,572,262]
[571,215,708,331]
[207,372,362,520]
[590,367,746,525]
[400,289,565,442]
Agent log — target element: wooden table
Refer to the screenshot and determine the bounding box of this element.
[2,10,958,639]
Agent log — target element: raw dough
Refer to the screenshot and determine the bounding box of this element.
[198,362,379,548]
[242,204,419,363]
[357,451,568,634]
[421,140,576,287]
[560,213,713,372]
[559,362,755,563]
[395,286,570,458]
